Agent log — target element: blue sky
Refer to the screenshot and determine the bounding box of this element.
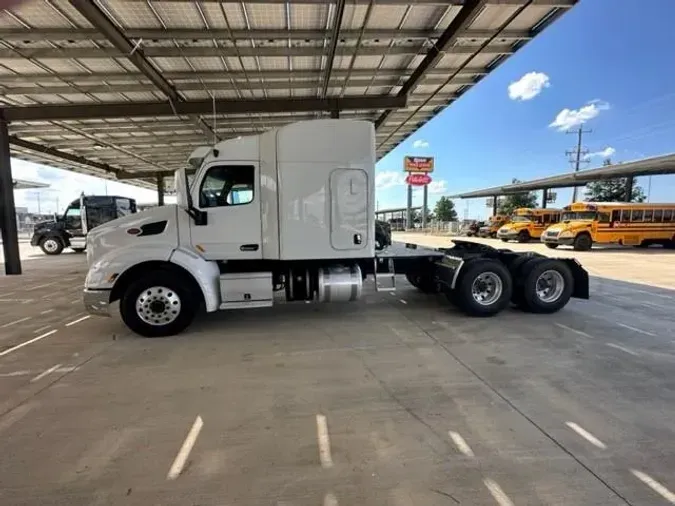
[376,0,675,219]
[12,0,675,218]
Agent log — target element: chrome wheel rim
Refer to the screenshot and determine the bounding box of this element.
[471,272,502,306]
[135,286,181,326]
[536,270,565,303]
[43,239,59,253]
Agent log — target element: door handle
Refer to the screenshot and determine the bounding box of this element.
[240,244,259,251]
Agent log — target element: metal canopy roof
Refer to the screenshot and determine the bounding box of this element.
[0,0,577,189]
[450,153,675,198]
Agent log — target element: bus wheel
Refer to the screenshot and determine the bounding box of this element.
[520,259,573,313]
[544,243,559,249]
[573,233,592,251]
[517,230,530,243]
[501,238,509,243]
[454,259,512,317]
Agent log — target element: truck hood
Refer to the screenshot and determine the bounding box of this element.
[33,219,63,233]
[86,205,180,266]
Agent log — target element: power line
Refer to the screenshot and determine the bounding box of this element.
[565,126,592,202]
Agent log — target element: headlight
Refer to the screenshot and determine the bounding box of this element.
[559,231,573,238]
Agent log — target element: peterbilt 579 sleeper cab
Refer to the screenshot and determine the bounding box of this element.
[82,120,589,337]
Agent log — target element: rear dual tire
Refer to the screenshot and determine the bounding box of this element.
[512,258,574,313]
[453,259,513,317]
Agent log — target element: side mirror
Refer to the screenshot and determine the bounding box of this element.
[193,210,208,226]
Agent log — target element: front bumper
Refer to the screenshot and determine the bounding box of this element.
[83,289,111,317]
[497,231,518,240]
[541,235,574,246]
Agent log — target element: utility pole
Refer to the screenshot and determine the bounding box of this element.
[566,126,592,202]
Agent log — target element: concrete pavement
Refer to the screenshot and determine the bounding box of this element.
[1,252,675,505]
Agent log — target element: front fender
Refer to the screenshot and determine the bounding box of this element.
[85,243,173,289]
[169,248,220,312]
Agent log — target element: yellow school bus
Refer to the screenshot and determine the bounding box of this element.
[478,214,510,238]
[542,202,675,251]
[497,207,562,243]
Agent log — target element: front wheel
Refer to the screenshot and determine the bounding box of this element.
[40,236,64,255]
[573,233,592,251]
[517,230,530,243]
[501,238,509,243]
[544,243,559,249]
[120,271,198,337]
[72,248,86,253]
[454,259,513,317]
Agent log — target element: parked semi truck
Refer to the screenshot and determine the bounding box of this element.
[83,120,588,337]
[31,195,137,255]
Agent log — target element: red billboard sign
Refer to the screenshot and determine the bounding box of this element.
[405,173,432,186]
[404,156,434,173]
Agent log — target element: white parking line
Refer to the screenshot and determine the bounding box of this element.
[616,323,655,337]
[565,422,607,449]
[399,299,407,305]
[323,492,339,506]
[0,370,32,377]
[0,403,35,434]
[40,309,54,315]
[65,315,91,327]
[1,292,15,297]
[554,323,594,339]
[167,415,204,480]
[33,325,51,334]
[27,282,58,291]
[631,470,675,504]
[30,364,62,383]
[483,478,514,506]
[606,343,639,356]
[1,317,32,328]
[0,330,58,358]
[316,414,333,469]
[448,430,475,457]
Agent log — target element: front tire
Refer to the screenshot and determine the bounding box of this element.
[40,236,64,255]
[517,230,530,243]
[72,248,86,253]
[544,243,559,249]
[454,259,512,317]
[120,271,199,337]
[573,233,592,251]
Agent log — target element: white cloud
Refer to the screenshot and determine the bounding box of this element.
[375,171,406,189]
[508,72,550,101]
[549,100,610,131]
[585,146,616,160]
[11,159,169,214]
[412,139,429,149]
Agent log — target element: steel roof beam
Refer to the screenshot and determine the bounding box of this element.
[3,95,407,122]
[0,68,488,85]
[9,136,133,178]
[321,0,346,99]
[67,0,215,141]
[0,27,532,41]
[375,0,484,130]
[0,44,514,59]
[1,76,473,96]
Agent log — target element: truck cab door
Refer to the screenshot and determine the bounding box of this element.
[189,163,262,260]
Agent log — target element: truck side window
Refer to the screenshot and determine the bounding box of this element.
[64,205,82,228]
[199,165,254,208]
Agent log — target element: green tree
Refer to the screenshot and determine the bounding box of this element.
[433,196,458,222]
[583,159,646,202]
[497,178,538,215]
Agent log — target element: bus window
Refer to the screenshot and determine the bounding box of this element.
[621,209,631,222]
[664,209,673,222]
[599,212,610,223]
[611,210,621,223]
[654,209,663,222]
[543,214,550,224]
[631,209,644,222]
[644,209,653,222]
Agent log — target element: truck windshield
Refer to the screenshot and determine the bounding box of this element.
[562,211,596,221]
[510,215,533,223]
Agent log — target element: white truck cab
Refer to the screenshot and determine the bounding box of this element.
[83,119,589,337]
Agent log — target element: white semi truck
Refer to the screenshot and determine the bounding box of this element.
[83,120,589,337]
